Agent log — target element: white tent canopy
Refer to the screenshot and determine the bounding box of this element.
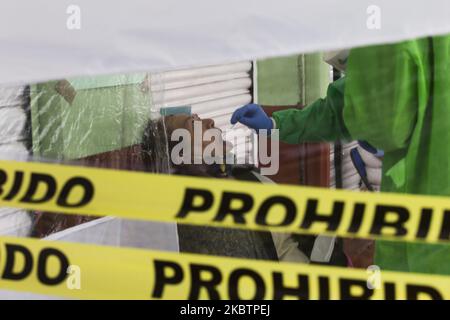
[1,0,450,85]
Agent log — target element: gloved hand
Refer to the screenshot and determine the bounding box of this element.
[230,104,273,132]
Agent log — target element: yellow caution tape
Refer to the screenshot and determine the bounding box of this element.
[0,159,449,244]
[0,235,448,300]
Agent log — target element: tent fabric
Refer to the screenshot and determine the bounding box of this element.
[1,1,450,86]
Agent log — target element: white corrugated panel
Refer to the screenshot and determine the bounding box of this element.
[151,62,254,163]
[330,141,360,190]
[330,141,383,191]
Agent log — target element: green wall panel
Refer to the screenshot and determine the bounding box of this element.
[256,53,330,106]
[257,55,301,105]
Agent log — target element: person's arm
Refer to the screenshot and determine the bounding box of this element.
[272,77,352,144]
[343,40,424,152]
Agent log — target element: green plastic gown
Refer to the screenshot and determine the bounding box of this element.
[272,35,450,275]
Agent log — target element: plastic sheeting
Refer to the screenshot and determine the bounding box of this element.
[0,61,383,277]
[0,208,32,237]
[0,85,32,237]
[2,65,284,267]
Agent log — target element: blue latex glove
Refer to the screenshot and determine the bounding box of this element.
[230,104,273,132]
